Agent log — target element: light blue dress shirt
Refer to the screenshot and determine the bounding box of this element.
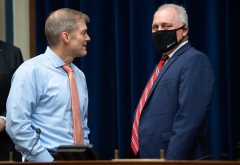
[6,47,90,162]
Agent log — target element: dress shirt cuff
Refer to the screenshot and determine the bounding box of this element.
[28,150,54,162]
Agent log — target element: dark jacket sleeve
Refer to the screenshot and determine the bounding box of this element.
[0,41,24,117]
[165,53,215,159]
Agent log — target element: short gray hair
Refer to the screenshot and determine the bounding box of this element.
[155,4,188,26]
[45,8,90,47]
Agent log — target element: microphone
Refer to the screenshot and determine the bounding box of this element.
[195,153,229,161]
[24,128,41,161]
[36,128,41,134]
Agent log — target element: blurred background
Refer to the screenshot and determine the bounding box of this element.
[1,0,240,160]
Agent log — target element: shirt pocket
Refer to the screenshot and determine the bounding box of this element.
[158,78,175,86]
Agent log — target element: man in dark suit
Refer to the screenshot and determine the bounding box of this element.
[130,4,215,160]
[0,40,23,161]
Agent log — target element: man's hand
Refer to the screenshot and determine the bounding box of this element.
[0,118,6,132]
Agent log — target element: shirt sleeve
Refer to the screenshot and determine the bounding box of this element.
[5,63,53,162]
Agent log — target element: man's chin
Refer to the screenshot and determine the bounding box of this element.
[78,52,87,57]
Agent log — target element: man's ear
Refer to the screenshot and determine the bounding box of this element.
[61,32,70,43]
[183,26,189,37]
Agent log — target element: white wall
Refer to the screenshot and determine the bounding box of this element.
[13,0,30,61]
[0,0,6,41]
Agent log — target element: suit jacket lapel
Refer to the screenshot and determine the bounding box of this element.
[146,42,192,103]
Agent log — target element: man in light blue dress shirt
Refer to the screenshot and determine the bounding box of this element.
[6,8,91,162]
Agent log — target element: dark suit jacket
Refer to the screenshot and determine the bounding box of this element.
[138,42,215,160]
[0,40,23,161]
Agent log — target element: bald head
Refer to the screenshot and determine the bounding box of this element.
[154,4,188,27]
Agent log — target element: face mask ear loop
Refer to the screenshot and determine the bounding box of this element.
[179,36,185,44]
[176,25,185,31]
[176,25,186,44]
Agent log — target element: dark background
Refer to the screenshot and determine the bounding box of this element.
[12,0,240,160]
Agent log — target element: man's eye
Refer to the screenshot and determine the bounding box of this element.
[162,25,171,30]
[152,27,157,30]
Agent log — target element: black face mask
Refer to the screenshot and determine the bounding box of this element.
[152,26,184,53]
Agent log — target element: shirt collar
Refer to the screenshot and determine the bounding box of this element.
[45,46,65,68]
[168,40,188,58]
